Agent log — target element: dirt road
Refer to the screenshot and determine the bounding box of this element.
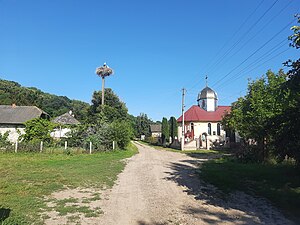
[97,142,293,225]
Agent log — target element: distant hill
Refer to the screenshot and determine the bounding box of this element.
[0,79,89,121]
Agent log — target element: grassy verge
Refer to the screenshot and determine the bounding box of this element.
[200,157,300,222]
[0,142,138,224]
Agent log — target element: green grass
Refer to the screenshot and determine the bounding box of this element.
[0,142,138,224]
[200,157,300,222]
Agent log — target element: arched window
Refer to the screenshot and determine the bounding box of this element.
[217,123,221,136]
[208,123,211,135]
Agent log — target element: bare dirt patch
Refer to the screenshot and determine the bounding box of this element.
[41,187,104,225]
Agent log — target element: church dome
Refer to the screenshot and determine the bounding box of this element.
[197,86,218,101]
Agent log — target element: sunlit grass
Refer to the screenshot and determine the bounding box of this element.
[0,143,138,224]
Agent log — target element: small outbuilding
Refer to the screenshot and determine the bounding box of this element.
[150,124,162,138]
[51,111,80,139]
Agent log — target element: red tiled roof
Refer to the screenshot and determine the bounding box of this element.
[177,105,231,122]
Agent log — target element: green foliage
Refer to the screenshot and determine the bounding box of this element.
[0,131,10,147]
[21,118,56,143]
[89,88,128,122]
[161,117,169,146]
[134,113,152,137]
[169,116,178,142]
[0,79,90,120]
[223,70,288,161]
[111,120,133,149]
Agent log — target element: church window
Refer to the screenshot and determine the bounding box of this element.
[208,123,211,135]
[217,123,221,135]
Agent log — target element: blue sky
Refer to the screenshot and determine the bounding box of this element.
[0,0,299,121]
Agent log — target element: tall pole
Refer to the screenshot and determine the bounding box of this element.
[101,76,105,105]
[181,88,186,151]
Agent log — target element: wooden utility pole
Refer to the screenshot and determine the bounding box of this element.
[181,88,186,151]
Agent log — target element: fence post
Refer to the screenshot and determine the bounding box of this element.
[113,141,115,150]
[15,141,18,153]
[40,141,43,152]
[65,141,67,150]
[89,142,92,154]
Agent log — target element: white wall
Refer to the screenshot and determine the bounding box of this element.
[50,128,72,139]
[178,121,226,142]
[0,124,25,143]
[206,98,216,111]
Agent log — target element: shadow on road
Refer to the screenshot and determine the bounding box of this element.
[164,159,293,225]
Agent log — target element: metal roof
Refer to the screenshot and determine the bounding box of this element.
[0,105,49,124]
[197,86,218,100]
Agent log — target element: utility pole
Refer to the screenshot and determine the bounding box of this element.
[181,88,186,151]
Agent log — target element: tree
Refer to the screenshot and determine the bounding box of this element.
[89,88,128,122]
[222,70,287,161]
[135,113,152,138]
[21,118,56,143]
[161,117,169,147]
[271,15,300,163]
[111,120,133,149]
[169,116,178,143]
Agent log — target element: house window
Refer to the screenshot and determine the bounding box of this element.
[217,123,221,135]
[191,123,194,130]
[208,123,211,135]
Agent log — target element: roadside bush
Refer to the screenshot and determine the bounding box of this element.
[111,120,133,150]
[0,131,10,147]
[20,118,56,143]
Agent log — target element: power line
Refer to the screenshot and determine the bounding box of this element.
[215,38,288,89]
[217,47,290,91]
[211,18,296,87]
[201,0,266,74]
[191,0,278,89]
[206,0,293,77]
[204,0,279,77]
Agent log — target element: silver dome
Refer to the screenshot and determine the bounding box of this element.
[197,86,218,100]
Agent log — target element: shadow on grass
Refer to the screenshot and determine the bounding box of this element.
[0,208,11,222]
[164,158,295,225]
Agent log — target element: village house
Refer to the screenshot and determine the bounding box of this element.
[177,86,232,150]
[0,105,49,142]
[150,124,162,138]
[50,111,80,139]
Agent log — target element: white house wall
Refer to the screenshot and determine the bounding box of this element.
[178,121,226,142]
[0,124,25,143]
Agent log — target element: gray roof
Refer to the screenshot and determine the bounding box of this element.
[197,86,218,100]
[0,105,49,124]
[52,113,80,125]
[150,124,161,133]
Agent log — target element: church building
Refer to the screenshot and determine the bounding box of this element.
[177,86,231,150]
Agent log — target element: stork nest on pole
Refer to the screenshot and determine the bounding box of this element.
[95,63,113,78]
